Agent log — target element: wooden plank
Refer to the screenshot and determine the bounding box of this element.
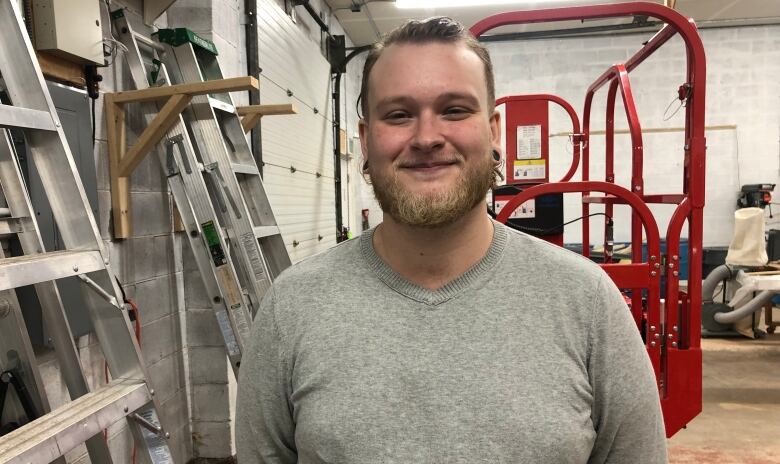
[36,51,85,88]
[745,270,780,276]
[237,103,297,132]
[111,76,258,104]
[236,103,297,117]
[240,113,261,133]
[118,94,192,177]
[171,200,185,233]
[104,94,131,238]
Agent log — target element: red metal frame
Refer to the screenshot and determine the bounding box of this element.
[473,1,706,437]
[496,94,582,184]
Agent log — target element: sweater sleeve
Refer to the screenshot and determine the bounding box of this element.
[587,274,668,464]
[236,288,298,463]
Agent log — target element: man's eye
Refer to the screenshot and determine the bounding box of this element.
[443,107,471,119]
[385,111,411,121]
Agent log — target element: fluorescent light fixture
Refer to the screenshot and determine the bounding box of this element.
[396,0,576,8]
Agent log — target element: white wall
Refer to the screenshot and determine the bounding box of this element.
[488,25,780,247]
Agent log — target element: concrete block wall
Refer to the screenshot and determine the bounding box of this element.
[163,0,250,459]
[487,25,780,246]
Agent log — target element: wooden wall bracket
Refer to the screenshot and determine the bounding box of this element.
[104,76,258,238]
[237,103,297,133]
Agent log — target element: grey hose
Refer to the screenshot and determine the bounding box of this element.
[714,290,775,324]
[702,264,734,303]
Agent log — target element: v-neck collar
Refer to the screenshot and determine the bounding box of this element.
[360,221,508,306]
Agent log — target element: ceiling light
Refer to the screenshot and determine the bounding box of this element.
[395,0,578,8]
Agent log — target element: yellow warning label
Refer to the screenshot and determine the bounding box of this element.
[513,159,546,179]
[514,159,546,166]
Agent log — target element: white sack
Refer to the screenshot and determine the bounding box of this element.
[726,207,768,267]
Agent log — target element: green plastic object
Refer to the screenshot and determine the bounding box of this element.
[154,28,218,56]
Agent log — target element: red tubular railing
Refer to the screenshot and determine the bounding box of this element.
[472,1,706,437]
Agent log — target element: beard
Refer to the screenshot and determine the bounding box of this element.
[368,151,496,229]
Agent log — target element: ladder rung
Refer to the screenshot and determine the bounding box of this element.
[231,162,260,175]
[208,96,236,113]
[0,379,151,464]
[0,104,57,131]
[0,250,105,291]
[253,225,280,239]
[0,216,28,235]
[132,31,165,52]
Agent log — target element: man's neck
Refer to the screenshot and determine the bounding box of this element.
[373,206,495,290]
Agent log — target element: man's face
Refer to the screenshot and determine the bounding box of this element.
[359,41,501,228]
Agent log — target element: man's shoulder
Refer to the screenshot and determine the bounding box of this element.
[272,235,363,289]
[501,224,606,284]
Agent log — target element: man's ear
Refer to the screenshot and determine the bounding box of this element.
[489,109,502,154]
[358,118,369,162]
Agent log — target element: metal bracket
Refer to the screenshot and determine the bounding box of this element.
[204,164,242,219]
[165,134,191,176]
[77,275,123,310]
[132,412,170,439]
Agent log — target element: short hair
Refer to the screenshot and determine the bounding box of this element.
[358,16,495,119]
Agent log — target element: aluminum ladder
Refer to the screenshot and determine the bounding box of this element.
[152,25,293,310]
[0,2,172,463]
[110,10,291,374]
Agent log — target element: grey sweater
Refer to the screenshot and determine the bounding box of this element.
[236,223,667,463]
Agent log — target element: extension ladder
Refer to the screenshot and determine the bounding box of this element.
[110,10,291,374]
[154,25,292,303]
[0,2,172,463]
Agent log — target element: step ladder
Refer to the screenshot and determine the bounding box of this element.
[0,2,172,463]
[109,10,291,374]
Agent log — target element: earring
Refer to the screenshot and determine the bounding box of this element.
[492,149,501,162]
[362,159,369,172]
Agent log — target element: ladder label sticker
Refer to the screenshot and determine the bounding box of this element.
[517,124,542,160]
[215,265,251,339]
[495,199,536,219]
[215,309,241,356]
[514,159,546,180]
[241,231,267,281]
[201,221,227,266]
[138,408,174,464]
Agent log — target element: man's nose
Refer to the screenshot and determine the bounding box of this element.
[410,112,445,152]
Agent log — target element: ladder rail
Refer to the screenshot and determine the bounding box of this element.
[0,130,114,462]
[0,1,105,253]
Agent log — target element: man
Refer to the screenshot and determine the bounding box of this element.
[237,17,667,463]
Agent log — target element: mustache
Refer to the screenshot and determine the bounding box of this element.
[396,154,464,169]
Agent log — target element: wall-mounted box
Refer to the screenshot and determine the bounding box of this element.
[32,0,103,65]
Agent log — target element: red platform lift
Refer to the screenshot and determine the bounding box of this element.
[472,2,706,437]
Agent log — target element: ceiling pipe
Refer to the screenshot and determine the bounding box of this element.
[292,0,331,34]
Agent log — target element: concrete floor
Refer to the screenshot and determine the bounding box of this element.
[667,330,780,463]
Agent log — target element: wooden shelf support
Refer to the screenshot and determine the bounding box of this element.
[105,76,258,238]
[237,103,297,133]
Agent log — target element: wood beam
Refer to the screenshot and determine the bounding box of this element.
[117,94,192,177]
[105,76,259,237]
[237,103,297,132]
[111,76,258,104]
[104,94,131,239]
